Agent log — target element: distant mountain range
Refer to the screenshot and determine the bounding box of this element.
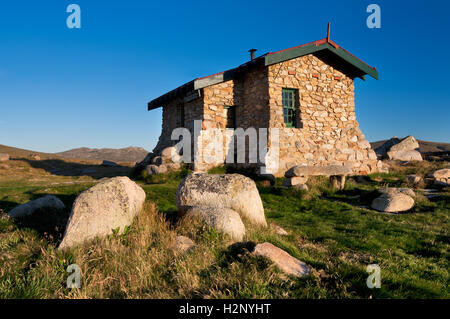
[1,138,448,164]
[56,147,149,162]
[0,144,149,163]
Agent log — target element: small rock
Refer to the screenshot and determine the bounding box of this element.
[428,168,450,187]
[146,164,167,175]
[184,206,245,242]
[8,195,65,218]
[371,193,414,213]
[405,174,421,185]
[0,153,10,162]
[175,235,196,252]
[273,225,288,236]
[252,242,312,278]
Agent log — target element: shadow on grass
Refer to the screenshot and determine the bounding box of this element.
[2,193,75,244]
[17,158,131,180]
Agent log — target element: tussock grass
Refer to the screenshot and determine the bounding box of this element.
[0,160,449,298]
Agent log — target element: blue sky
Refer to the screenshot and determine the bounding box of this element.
[0,0,449,153]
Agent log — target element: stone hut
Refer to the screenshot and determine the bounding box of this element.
[146,33,380,177]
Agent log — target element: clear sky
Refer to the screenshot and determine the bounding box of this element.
[0,0,449,153]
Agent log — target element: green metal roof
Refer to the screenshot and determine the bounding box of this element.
[148,38,378,110]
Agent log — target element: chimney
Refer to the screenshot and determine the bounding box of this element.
[248,48,257,62]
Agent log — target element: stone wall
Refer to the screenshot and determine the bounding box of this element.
[266,54,378,175]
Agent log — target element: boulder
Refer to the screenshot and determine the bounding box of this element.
[371,193,414,213]
[176,174,267,227]
[161,146,181,164]
[0,153,9,162]
[175,235,196,252]
[252,242,312,278]
[146,164,167,175]
[374,137,401,157]
[405,174,421,185]
[389,136,420,153]
[378,187,415,198]
[387,150,422,161]
[184,206,245,241]
[428,168,450,186]
[59,176,146,250]
[285,164,351,178]
[8,195,65,219]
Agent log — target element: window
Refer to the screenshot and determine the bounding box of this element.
[177,103,185,127]
[282,88,298,128]
[225,106,236,129]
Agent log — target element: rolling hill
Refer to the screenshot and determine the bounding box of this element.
[56,146,149,162]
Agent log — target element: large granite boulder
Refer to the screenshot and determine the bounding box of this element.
[8,195,65,219]
[252,242,312,278]
[387,150,422,161]
[389,136,420,153]
[371,192,414,213]
[59,176,146,250]
[183,206,245,241]
[376,136,422,161]
[176,174,267,227]
[0,153,10,162]
[374,137,401,157]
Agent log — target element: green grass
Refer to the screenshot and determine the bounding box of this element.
[0,162,449,299]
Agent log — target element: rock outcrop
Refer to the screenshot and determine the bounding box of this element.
[59,177,146,250]
[8,195,65,219]
[176,174,267,227]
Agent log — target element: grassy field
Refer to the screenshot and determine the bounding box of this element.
[0,158,448,298]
